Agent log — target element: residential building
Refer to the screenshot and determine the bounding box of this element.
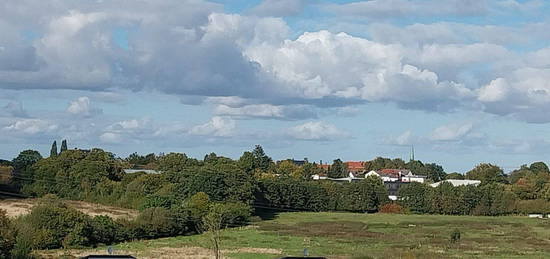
[430,179,481,187]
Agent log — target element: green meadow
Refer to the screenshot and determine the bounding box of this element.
[42,212,550,259]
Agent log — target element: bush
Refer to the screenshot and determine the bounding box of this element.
[379,203,405,214]
[90,216,125,245]
[0,209,15,259]
[134,207,177,239]
[17,200,93,249]
[450,228,461,243]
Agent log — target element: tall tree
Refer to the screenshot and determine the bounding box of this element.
[251,145,273,172]
[60,139,68,153]
[328,159,347,178]
[465,163,507,184]
[50,141,58,157]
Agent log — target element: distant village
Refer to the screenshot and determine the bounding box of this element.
[309,160,480,200]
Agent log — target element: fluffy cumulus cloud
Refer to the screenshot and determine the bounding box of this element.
[67,96,102,117]
[430,123,474,141]
[189,116,236,137]
[478,68,550,123]
[2,119,58,135]
[287,121,349,141]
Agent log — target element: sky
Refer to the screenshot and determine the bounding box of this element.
[1,0,550,173]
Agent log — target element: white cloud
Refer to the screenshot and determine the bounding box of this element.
[477,68,550,123]
[2,101,27,117]
[3,119,58,135]
[214,104,317,120]
[67,96,102,117]
[430,123,474,141]
[189,116,236,137]
[287,121,349,141]
[248,0,306,17]
[99,132,122,144]
[324,0,489,19]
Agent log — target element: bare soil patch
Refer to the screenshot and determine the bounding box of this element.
[39,246,282,259]
[0,198,138,219]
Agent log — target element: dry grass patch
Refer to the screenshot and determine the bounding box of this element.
[0,198,138,219]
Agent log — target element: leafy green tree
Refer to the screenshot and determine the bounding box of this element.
[135,207,177,238]
[50,141,58,157]
[446,172,464,180]
[157,153,198,172]
[12,150,42,189]
[251,145,273,172]
[465,163,507,184]
[364,157,405,171]
[275,160,303,178]
[60,140,68,153]
[424,163,446,182]
[339,176,389,212]
[530,162,550,174]
[328,159,347,178]
[397,182,430,213]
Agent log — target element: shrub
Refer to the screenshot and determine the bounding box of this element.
[17,200,93,249]
[379,203,405,214]
[134,207,177,239]
[0,209,15,259]
[90,216,125,245]
[450,228,461,243]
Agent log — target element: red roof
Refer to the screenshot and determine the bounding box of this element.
[345,161,365,171]
[378,169,410,176]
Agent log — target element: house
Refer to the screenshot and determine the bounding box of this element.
[430,179,481,187]
[528,214,544,219]
[401,171,426,183]
[344,161,366,174]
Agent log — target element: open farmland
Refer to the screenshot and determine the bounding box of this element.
[39,211,550,259]
[0,198,138,220]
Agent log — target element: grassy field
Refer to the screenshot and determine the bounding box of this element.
[39,212,550,259]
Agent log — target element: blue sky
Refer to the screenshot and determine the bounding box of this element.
[1,0,550,173]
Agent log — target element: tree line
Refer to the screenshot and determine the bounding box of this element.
[2,143,550,257]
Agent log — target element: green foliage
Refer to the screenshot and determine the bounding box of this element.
[397,182,431,213]
[17,199,93,249]
[89,215,125,245]
[364,157,406,171]
[134,207,178,239]
[157,152,199,172]
[60,139,68,153]
[258,178,330,212]
[50,141,58,157]
[339,176,389,212]
[466,163,507,184]
[238,145,273,173]
[445,172,464,180]
[0,209,15,259]
[328,159,347,178]
[530,162,550,174]
[450,228,461,243]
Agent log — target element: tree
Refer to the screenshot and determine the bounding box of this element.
[60,140,68,153]
[50,141,58,157]
[446,172,464,180]
[424,163,446,182]
[328,159,347,178]
[530,162,550,174]
[397,182,430,213]
[11,150,42,189]
[465,163,507,184]
[252,145,273,172]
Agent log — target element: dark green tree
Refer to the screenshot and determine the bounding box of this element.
[530,162,550,174]
[11,150,42,189]
[446,172,465,180]
[60,139,68,153]
[465,163,507,184]
[397,182,430,213]
[424,163,446,182]
[328,159,347,178]
[50,141,58,157]
[251,145,273,172]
